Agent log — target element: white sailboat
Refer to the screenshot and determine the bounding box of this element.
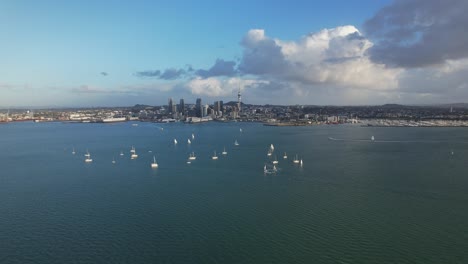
[72,147,75,155]
[212,151,218,160]
[270,144,274,151]
[234,140,239,146]
[264,165,267,174]
[283,152,287,159]
[272,156,279,164]
[151,156,158,168]
[130,146,136,153]
[267,149,272,156]
[222,147,227,155]
[240,128,242,133]
[371,136,375,141]
[188,138,191,144]
[85,152,92,163]
[300,159,303,166]
[84,150,91,158]
[192,133,195,140]
[293,154,300,164]
[112,157,116,164]
[131,148,138,159]
[174,139,178,145]
[120,150,124,156]
[188,152,196,160]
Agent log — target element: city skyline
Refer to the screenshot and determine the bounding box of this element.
[2,0,468,107]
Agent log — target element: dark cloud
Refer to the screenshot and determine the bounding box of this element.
[100,72,108,76]
[159,68,186,80]
[135,70,161,78]
[238,30,289,75]
[364,0,468,68]
[195,59,237,78]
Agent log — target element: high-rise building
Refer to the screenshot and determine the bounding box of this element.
[195,98,202,117]
[220,100,224,112]
[179,99,185,114]
[237,87,242,112]
[168,98,174,114]
[202,104,209,117]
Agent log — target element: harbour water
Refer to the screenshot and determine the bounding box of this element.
[1,121,468,263]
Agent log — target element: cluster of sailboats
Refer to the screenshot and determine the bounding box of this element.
[74,128,305,174]
[264,144,303,174]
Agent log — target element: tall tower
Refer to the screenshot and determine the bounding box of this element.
[168,98,173,114]
[196,98,202,117]
[179,99,185,114]
[237,86,241,112]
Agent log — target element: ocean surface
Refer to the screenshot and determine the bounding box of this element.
[1,121,468,263]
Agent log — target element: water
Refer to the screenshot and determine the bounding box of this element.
[1,122,468,263]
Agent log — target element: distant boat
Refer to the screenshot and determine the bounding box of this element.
[151,156,158,168]
[188,138,191,144]
[120,151,124,156]
[300,159,303,166]
[222,147,227,155]
[112,157,116,164]
[130,146,135,153]
[283,152,287,159]
[192,133,195,140]
[371,136,375,141]
[240,128,242,132]
[188,152,196,160]
[132,123,138,126]
[72,147,75,155]
[131,148,138,159]
[85,152,92,163]
[174,139,178,145]
[270,144,274,150]
[264,165,267,174]
[234,140,239,146]
[84,150,90,158]
[293,154,300,164]
[267,149,272,156]
[187,161,191,164]
[272,156,279,164]
[212,151,218,160]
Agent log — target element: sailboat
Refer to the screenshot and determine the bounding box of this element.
[300,159,303,166]
[120,150,124,156]
[72,147,75,155]
[283,152,287,159]
[371,136,375,141]
[272,156,279,164]
[212,151,218,160]
[240,128,242,133]
[234,140,239,146]
[112,157,116,164]
[188,152,196,160]
[174,139,178,145]
[84,150,91,158]
[270,144,274,151]
[192,133,195,140]
[293,154,300,164]
[130,146,135,153]
[85,152,92,163]
[222,147,227,155]
[131,148,138,159]
[267,149,272,156]
[151,156,158,168]
[264,165,267,174]
[188,138,191,144]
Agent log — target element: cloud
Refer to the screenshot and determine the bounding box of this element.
[238,26,400,91]
[195,59,237,78]
[364,0,468,68]
[100,72,108,76]
[159,68,186,80]
[187,77,266,97]
[135,70,161,78]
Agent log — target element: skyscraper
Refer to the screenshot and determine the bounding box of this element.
[195,98,202,117]
[237,87,241,112]
[168,98,173,114]
[179,99,185,114]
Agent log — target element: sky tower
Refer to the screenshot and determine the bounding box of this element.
[237,86,242,112]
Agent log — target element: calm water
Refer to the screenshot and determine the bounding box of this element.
[1,121,468,263]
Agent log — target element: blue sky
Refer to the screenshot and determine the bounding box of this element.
[2,0,468,107]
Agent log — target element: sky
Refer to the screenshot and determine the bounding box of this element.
[1,0,468,107]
